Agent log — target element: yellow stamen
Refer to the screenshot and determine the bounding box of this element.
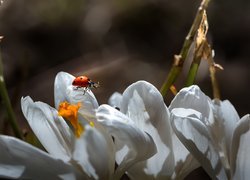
[89,121,95,127]
[58,102,84,138]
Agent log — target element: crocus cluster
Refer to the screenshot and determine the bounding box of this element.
[0,72,249,180]
[170,85,250,180]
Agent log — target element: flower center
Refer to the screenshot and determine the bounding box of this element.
[58,101,83,138]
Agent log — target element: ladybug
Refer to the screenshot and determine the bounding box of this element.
[72,75,99,94]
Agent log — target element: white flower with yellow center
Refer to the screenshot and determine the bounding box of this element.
[53,73,158,179]
[170,85,250,180]
[0,72,115,180]
[0,72,160,180]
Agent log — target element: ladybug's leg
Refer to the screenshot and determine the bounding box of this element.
[73,86,81,90]
[83,87,91,95]
[83,87,87,95]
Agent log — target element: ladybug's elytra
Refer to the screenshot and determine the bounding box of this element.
[72,75,99,94]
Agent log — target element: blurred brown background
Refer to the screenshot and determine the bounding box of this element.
[0,0,249,137]
[0,0,249,179]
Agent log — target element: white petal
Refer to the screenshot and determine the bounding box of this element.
[54,71,75,108]
[54,71,98,109]
[121,81,174,177]
[171,133,200,179]
[73,125,115,180]
[108,92,122,108]
[21,96,74,161]
[66,85,98,109]
[0,135,82,180]
[213,100,240,157]
[231,114,250,180]
[96,104,156,179]
[169,85,212,122]
[172,154,200,180]
[171,108,228,179]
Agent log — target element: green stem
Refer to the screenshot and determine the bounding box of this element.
[185,62,201,86]
[185,41,205,86]
[0,48,23,139]
[160,0,211,97]
[160,55,182,96]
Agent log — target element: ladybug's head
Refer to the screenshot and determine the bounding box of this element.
[89,81,100,89]
[72,79,78,86]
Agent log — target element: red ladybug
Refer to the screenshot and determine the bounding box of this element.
[72,75,99,94]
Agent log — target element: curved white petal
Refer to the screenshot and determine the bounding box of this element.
[108,92,123,109]
[54,71,75,108]
[21,96,74,161]
[171,108,227,180]
[169,85,212,123]
[96,104,156,179]
[73,125,115,180]
[121,81,174,178]
[171,133,200,179]
[54,72,98,109]
[0,135,83,180]
[213,100,240,157]
[78,109,117,177]
[231,114,250,180]
[66,85,98,110]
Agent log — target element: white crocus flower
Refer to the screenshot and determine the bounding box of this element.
[97,81,198,179]
[170,85,250,180]
[54,72,158,179]
[0,72,115,180]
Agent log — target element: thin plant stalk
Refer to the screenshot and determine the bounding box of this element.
[185,42,205,86]
[209,64,220,100]
[185,62,201,87]
[160,0,211,97]
[0,48,23,139]
[186,9,208,86]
